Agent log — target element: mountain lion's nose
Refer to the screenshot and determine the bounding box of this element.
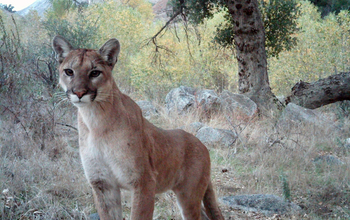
[73,89,87,99]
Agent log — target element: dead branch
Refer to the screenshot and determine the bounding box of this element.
[144,10,182,49]
[55,122,78,131]
[0,104,29,137]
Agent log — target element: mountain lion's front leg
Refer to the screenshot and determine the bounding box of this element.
[130,174,156,220]
[90,179,123,220]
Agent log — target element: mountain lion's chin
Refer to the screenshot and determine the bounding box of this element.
[72,101,90,108]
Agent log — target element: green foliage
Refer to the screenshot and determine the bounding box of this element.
[269,1,350,95]
[260,0,299,57]
[310,0,350,16]
[2,0,349,100]
[49,0,75,17]
[171,0,299,58]
[43,0,99,49]
[170,0,220,24]
[279,173,291,202]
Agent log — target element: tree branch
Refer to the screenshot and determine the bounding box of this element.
[55,122,78,131]
[0,104,29,137]
[286,72,350,109]
[144,10,182,48]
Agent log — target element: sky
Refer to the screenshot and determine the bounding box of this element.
[0,0,37,11]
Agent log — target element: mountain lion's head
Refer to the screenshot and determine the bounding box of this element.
[53,36,120,108]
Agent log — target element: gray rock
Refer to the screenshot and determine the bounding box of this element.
[136,100,159,119]
[280,103,328,126]
[184,122,205,134]
[313,155,344,165]
[89,213,100,220]
[189,122,205,133]
[221,194,302,216]
[196,126,237,148]
[196,90,221,113]
[165,86,196,114]
[220,91,258,118]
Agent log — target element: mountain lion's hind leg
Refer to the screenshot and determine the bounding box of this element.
[174,189,204,220]
[173,174,208,220]
[90,179,123,220]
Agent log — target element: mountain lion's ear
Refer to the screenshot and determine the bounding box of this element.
[98,38,120,67]
[52,35,74,63]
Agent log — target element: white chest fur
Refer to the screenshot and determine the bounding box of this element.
[79,132,139,190]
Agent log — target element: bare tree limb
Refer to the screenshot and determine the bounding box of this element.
[55,122,78,131]
[0,104,29,137]
[143,10,182,49]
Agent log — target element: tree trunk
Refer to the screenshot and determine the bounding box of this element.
[286,72,350,109]
[225,0,282,112]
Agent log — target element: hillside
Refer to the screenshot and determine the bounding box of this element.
[16,0,50,16]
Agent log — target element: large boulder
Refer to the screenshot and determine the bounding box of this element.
[220,91,258,118]
[221,194,302,216]
[280,103,331,126]
[165,86,196,114]
[184,122,205,134]
[196,89,221,113]
[196,126,237,148]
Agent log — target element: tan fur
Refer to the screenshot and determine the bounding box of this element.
[53,35,224,220]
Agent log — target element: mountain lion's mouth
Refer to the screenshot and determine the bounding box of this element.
[69,93,95,107]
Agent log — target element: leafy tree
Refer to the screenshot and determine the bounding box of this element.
[166,0,300,110]
[171,0,299,58]
[0,4,16,13]
[259,0,299,58]
[43,0,98,49]
[269,1,350,95]
[310,0,350,16]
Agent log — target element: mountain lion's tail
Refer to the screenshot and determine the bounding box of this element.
[202,181,224,220]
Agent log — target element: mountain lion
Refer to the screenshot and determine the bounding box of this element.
[52,36,224,220]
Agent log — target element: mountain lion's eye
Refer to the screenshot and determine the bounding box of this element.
[90,70,101,78]
[64,69,74,76]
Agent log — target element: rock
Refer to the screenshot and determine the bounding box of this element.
[280,103,327,126]
[165,86,196,114]
[182,122,206,134]
[189,122,205,133]
[196,89,221,113]
[313,155,344,165]
[136,100,159,119]
[89,213,100,220]
[196,126,237,148]
[221,194,302,216]
[220,91,258,118]
[152,0,170,20]
[277,95,285,103]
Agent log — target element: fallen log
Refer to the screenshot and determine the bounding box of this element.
[286,72,350,109]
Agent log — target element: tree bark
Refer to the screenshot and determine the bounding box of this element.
[224,0,282,112]
[286,72,350,109]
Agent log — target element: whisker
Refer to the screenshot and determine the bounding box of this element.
[55,97,70,107]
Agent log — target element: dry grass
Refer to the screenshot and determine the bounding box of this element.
[1,94,350,219]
